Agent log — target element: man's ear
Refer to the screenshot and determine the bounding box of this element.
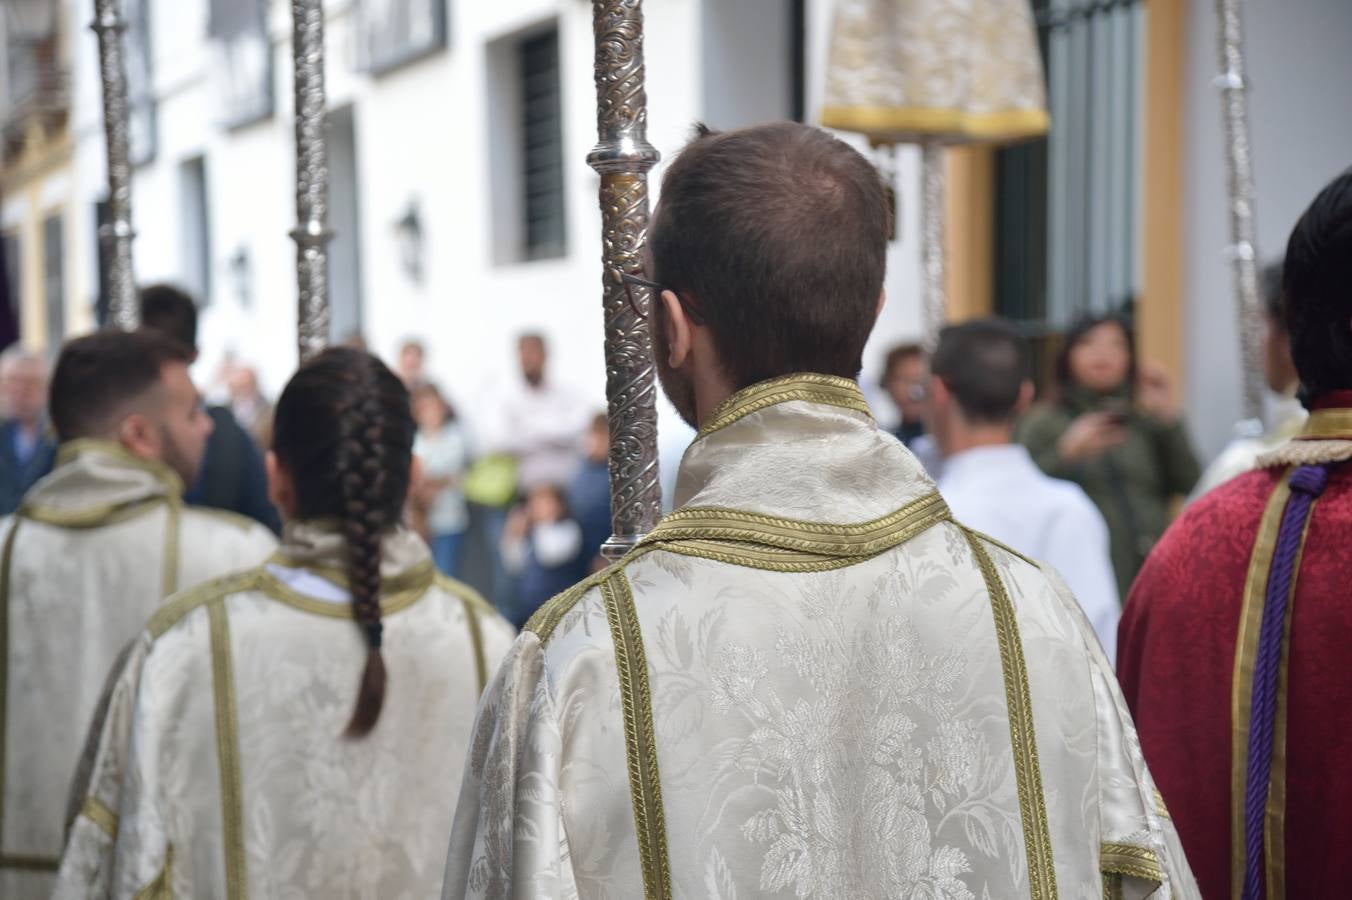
[660,290,694,369]
[875,289,887,321]
[266,450,296,520]
[928,374,950,411]
[117,413,159,462]
[1015,379,1036,416]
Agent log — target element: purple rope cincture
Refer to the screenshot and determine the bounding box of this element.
[1240,463,1331,900]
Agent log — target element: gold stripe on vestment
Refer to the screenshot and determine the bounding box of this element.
[965,530,1058,900]
[0,852,58,870]
[1295,408,1352,440]
[697,373,872,439]
[82,795,119,838]
[1230,470,1292,898]
[1100,841,1163,883]
[209,599,247,900]
[132,844,174,900]
[819,105,1051,142]
[601,572,672,900]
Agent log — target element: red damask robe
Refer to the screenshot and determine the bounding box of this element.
[1119,394,1352,900]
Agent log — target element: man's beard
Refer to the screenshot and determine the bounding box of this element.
[651,313,697,429]
[158,424,202,487]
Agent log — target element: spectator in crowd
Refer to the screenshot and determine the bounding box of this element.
[140,284,282,533]
[397,338,426,387]
[569,411,612,572]
[930,319,1120,662]
[1189,260,1307,501]
[0,346,56,514]
[500,483,585,628]
[410,381,470,577]
[1017,314,1200,597]
[880,342,930,446]
[499,333,589,491]
[226,363,273,450]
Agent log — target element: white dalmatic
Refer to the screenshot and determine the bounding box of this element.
[54,524,515,900]
[444,375,1200,900]
[0,440,275,900]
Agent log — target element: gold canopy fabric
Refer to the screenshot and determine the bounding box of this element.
[821,0,1050,145]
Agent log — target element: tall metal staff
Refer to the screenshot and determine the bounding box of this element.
[1214,0,1264,425]
[290,0,333,362]
[91,0,137,330]
[587,0,663,561]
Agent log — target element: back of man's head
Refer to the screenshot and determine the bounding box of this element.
[139,284,199,354]
[931,319,1030,425]
[650,122,890,388]
[1284,169,1352,400]
[50,329,192,442]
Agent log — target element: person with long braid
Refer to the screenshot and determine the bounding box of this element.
[1120,169,1352,899]
[53,348,515,899]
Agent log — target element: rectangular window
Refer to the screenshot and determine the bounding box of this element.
[180,156,212,304]
[518,27,565,261]
[42,214,63,351]
[994,0,1144,371]
[1,232,20,344]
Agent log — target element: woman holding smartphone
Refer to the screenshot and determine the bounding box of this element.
[1017,314,1201,598]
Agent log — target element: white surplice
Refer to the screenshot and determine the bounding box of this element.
[53,523,515,900]
[938,443,1120,664]
[0,440,276,900]
[443,374,1199,900]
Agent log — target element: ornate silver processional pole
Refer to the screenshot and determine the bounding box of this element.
[920,141,947,352]
[1214,0,1264,425]
[91,0,137,330]
[587,0,663,562]
[290,0,333,362]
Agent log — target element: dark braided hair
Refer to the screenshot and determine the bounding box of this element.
[1283,168,1352,401]
[272,348,415,737]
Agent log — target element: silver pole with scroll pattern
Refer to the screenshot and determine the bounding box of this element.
[91,0,137,330]
[920,141,947,352]
[587,0,663,562]
[1215,0,1264,424]
[290,0,333,362]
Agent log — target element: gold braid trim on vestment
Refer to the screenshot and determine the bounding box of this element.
[1230,470,1293,897]
[524,550,654,644]
[132,844,173,900]
[208,600,246,900]
[600,572,672,900]
[439,575,490,695]
[965,529,1059,900]
[697,373,871,439]
[1100,841,1163,883]
[81,796,118,838]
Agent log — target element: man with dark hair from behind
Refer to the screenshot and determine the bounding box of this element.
[444,122,1197,899]
[1189,260,1308,501]
[139,283,281,533]
[0,330,275,899]
[929,318,1119,662]
[1121,169,1352,900]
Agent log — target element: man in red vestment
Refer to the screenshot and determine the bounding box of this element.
[1120,169,1352,900]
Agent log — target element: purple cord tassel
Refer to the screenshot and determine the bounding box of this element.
[1240,464,1330,900]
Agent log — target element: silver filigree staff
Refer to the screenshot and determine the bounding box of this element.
[920,141,947,352]
[91,0,137,330]
[290,0,332,362]
[1215,0,1264,424]
[587,0,663,561]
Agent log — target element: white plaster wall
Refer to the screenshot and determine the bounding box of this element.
[1183,0,1352,459]
[59,0,923,437]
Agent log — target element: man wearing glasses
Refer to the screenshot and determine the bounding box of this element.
[444,122,1197,899]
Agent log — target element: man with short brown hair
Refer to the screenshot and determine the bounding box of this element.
[444,122,1196,899]
[0,330,274,899]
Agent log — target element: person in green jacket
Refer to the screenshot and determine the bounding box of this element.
[1016,314,1200,598]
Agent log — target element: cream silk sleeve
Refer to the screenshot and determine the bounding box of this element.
[51,634,151,900]
[1040,565,1202,900]
[443,633,580,900]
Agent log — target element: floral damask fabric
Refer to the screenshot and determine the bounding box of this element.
[444,377,1199,899]
[53,528,514,900]
[0,441,275,900]
[821,0,1049,143]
